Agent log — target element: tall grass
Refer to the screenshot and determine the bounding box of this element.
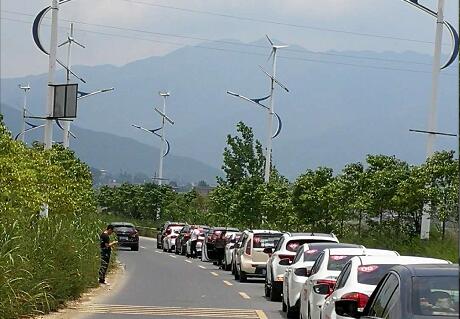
[0,119,103,318]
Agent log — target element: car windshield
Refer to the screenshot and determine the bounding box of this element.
[253,234,281,249]
[327,255,357,271]
[413,276,459,317]
[357,264,397,285]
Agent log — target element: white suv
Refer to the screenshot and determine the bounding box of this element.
[265,232,339,301]
[234,230,282,282]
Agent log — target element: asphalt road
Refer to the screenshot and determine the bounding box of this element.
[78,237,286,319]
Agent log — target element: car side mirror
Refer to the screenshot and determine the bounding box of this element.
[313,283,330,295]
[294,267,308,276]
[229,243,235,249]
[263,247,273,255]
[234,243,241,248]
[306,269,312,277]
[335,299,360,318]
[279,258,292,266]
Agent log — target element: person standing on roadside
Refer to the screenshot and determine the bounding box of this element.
[99,224,117,284]
[190,226,200,258]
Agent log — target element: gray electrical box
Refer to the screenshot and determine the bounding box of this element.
[50,83,78,118]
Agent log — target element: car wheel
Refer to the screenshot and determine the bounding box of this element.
[264,278,271,298]
[282,298,287,312]
[239,268,247,282]
[269,277,281,301]
[234,266,240,280]
[131,244,139,251]
[286,297,298,318]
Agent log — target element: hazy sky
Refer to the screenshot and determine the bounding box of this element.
[1,0,458,78]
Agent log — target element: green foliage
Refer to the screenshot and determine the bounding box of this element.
[0,119,101,318]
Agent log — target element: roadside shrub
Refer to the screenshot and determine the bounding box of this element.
[0,118,102,318]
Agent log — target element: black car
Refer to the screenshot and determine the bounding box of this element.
[204,227,239,262]
[110,222,139,251]
[335,263,459,319]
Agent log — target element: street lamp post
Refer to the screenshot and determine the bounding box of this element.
[43,0,60,150]
[18,84,31,143]
[402,0,459,239]
[227,35,288,183]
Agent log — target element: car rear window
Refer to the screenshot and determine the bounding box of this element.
[253,234,281,249]
[286,239,333,252]
[357,264,396,285]
[114,226,134,232]
[304,249,322,261]
[327,255,357,271]
[412,276,459,317]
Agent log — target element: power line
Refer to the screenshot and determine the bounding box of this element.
[1,10,434,66]
[1,16,455,76]
[119,0,445,46]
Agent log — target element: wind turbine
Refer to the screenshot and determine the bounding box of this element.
[59,22,84,148]
[227,35,289,183]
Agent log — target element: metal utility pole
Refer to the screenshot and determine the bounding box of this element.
[158,91,170,185]
[420,0,445,240]
[264,36,287,183]
[43,0,59,150]
[18,84,31,143]
[60,22,85,148]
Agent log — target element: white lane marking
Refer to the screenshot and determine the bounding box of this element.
[239,292,251,299]
[185,260,192,264]
[198,265,206,269]
[210,272,219,277]
[223,280,233,286]
[169,255,177,258]
[139,236,157,241]
[140,246,146,249]
[156,251,162,254]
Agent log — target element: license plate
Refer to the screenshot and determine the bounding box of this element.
[119,236,128,240]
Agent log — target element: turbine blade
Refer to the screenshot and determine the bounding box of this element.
[265,34,274,46]
[73,39,86,49]
[58,39,70,47]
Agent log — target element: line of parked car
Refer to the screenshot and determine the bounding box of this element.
[156,222,459,319]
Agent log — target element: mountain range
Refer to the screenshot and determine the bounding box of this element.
[1,39,457,181]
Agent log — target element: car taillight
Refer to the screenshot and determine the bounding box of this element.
[245,241,251,255]
[278,254,295,262]
[171,235,177,239]
[316,279,336,297]
[129,230,138,237]
[165,229,171,235]
[341,292,369,309]
[184,234,190,239]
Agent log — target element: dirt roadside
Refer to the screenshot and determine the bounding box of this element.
[35,261,127,319]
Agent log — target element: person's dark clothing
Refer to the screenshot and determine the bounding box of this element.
[100,232,111,252]
[191,240,197,258]
[99,232,111,283]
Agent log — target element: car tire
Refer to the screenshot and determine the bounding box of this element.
[131,244,139,251]
[282,298,287,312]
[264,278,271,297]
[163,247,167,252]
[234,266,240,280]
[269,276,282,301]
[286,297,298,318]
[239,268,247,282]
